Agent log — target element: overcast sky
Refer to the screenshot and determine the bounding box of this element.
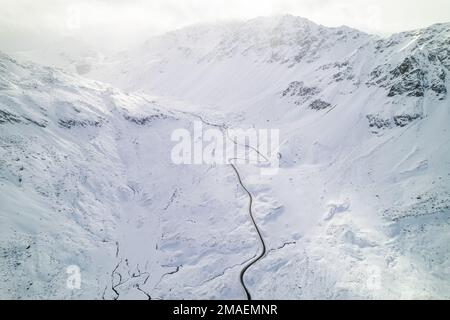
[1,0,450,53]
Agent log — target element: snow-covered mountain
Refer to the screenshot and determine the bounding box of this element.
[86,15,449,113]
[1,15,450,299]
[0,52,271,299]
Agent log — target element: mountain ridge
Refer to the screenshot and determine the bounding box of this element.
[1,15,450,299]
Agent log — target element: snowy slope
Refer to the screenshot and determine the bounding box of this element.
[0,53,266,299]
[88,15,374,107]
[1,15,450,299]
[85,16,449,112]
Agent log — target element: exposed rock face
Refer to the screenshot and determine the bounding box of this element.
[393,113,423,127]
[123,113,175,126]
[318,61,355,83]
[384,56,446,99]
[308,99,331,110]
[368,24,450,100]
[58,118,104,129]
[282,81,320,98]
[366,113,423,130]
[281,81,321,106]
[388,57,426,97]
[0,110,22,124]
[281,82,331,110]
[367,114,392,130]
[281,81,326,109]
[0,110,48,127]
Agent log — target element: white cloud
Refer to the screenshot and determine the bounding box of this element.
[0,0,449,52]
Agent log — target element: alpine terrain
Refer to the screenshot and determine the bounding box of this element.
[1,15,450,299]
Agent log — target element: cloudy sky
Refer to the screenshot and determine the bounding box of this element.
[1,0,449,53]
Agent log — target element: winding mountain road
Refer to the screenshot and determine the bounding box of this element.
[230,163,267,300]
[181,110,268,300]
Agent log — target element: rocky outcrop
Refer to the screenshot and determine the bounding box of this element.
[388,57,427,97]
[0,110,22,125]
[282,81,319,98]
[58,118,104,129]
[393,113,423,127]
[281,81,321,106]
[309,99,331,110]
[366,114,392,130]
[369,24,450,100]
[366,113,423,131]
[123,113,174,125]
[0,109,48,127]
